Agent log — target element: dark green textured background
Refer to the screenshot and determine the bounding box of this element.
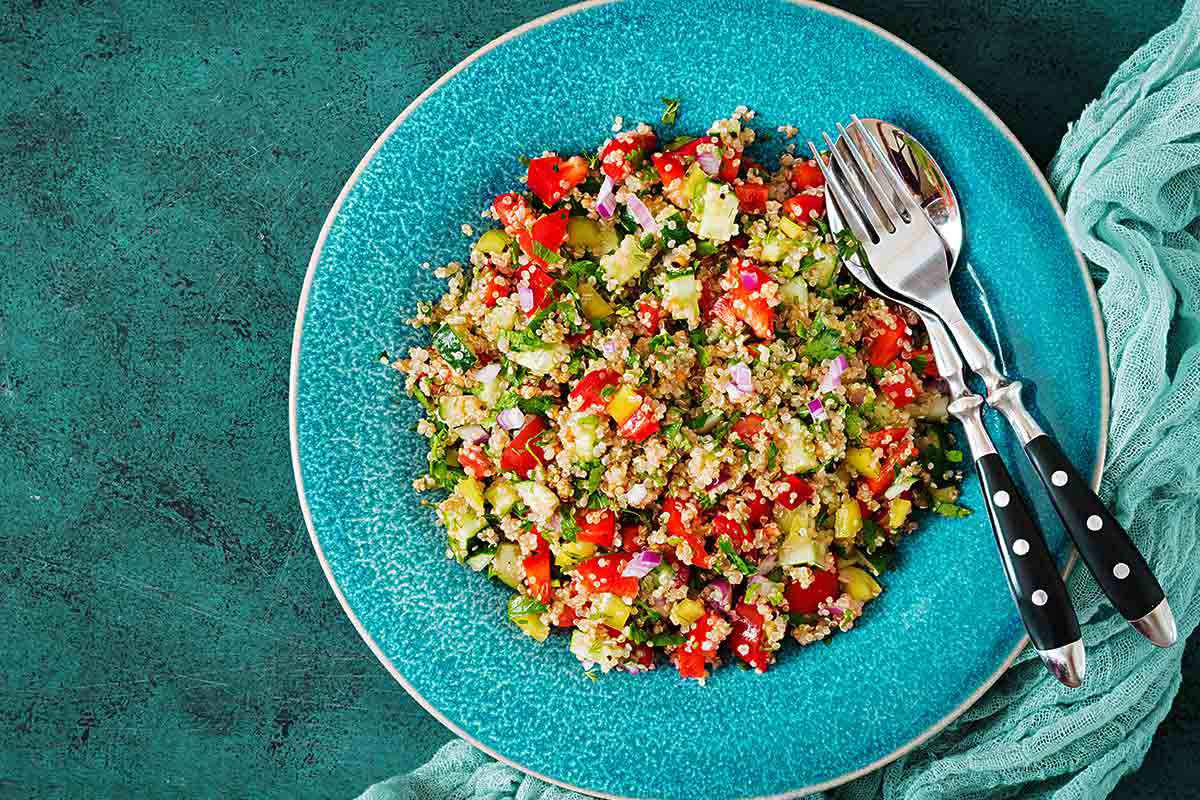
[1,0,1193,797]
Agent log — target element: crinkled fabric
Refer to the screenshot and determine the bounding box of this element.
[360,3,1200,797]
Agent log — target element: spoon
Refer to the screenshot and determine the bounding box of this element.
[819,136,1086,688]
[835,119,1176,649]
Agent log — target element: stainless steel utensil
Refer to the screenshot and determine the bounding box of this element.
[809,129,1086,687]
[839,116,1175,648]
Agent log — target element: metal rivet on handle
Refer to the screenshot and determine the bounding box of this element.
[1087,515,1103,531]
[993,490,1010,508]
[1113,562,1130,580]
[1032,589,1048,606]
[1012,539,1030,556]
[1052,470,1068,486]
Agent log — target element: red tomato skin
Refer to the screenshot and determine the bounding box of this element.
[866,312,911,366]
[527,155,588,206]
[669,135,719,158]
[492,192,532,230]
[734,182,769,213]
[783,192,826,223]
[789,160,825,191]
[712,513,752,551]
[731,602,770,672]
[718,154,741,182]
[599,131,657,181]
[457,444,493,479]
[500,416,548,478]
[743,488,772,526]
[522,532,552,604]
[881,369,920,408]
[481,273,510,307]
[784,568,840,614]
[575,508,616,548]
[651,151,686,185]
[619,523,646,553]
[636,299,662,334]
[568,368,621,412]
[575,555,639,598]
[617,401,660,442]
[776,475,815,509]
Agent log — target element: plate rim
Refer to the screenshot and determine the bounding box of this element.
[288,1,1109,796]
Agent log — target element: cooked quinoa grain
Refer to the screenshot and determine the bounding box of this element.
[390,110,967,682]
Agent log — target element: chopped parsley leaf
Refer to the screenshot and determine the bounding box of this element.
[660,97,681,126]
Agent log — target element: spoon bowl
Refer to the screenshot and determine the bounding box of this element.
[839,118,963,271]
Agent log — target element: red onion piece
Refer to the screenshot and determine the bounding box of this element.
[756,554,777,575]
[621,549,662,578]
[727,363,753,398]
[596,176,616,219]
[625,194,659,234]
[697,150,720,176]
[699,578,732,611]
[517,284,534,313]
[601,338,618,358]
[808,397,827,421]
[458,425,488,444]
[740,268,762,292]
[817,354,849,393]
[497,407,525,430]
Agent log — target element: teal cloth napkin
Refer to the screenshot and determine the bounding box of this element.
[359,3,1200,797]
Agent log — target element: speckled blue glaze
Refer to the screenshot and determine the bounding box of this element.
[290,1,1105,797]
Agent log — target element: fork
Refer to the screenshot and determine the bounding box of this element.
[835,116,1175,649]
[808,131,1086,687]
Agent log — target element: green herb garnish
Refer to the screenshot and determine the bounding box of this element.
[660,97,681,126]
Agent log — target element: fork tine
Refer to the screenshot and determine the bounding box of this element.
[821,130,888,237]
[836,121,898,231]
[850,115,924,221]
[807,140,872,245]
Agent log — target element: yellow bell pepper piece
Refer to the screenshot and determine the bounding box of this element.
[669,598,705,627]
[846,447,881,480]
[577,281,614,321]
[841,566,882,602]
[888,498,913,529]
[606,385,643,425]
[834,498,863,539]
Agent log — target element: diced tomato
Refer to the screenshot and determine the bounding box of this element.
[492,192,533,230]
[866,312,910,366]
[575,555,639,598]
[733,182,769,214]
[456,444,493,479]
[865,460,896,496]
[731,414,764,442]
[555,604,578,628]
[599,131,657,181]
[568,368,621,412]
[785,568,839,614]
[732,292,775,339]
[533,207,569,251]
[906,346,940,377]
[789,159,826,191]
[636,299,662,334]
[881,368,920,408]
[526,155,588,206]
[522,531,552,604]
[651,151,686,186]
[620,523,646,553]
[481,273,510,307]
[776,475,814,509]
[712,513,752,551]
[515,264,557,317]
[662,498,697,537]
[718,153,741,182]
[730,602,770,672]
[500,416,549,478]
[674,610,726,680]
[863,426,912,453]
[743,488,772,526]
[575,508,616,548]
[669,135,719,158]
[617,400,661,442]
[783,192,826,223]
[675,532,710,568]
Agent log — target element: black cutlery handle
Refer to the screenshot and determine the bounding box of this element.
[1024,434,1164,621]
[976,452,1080,651]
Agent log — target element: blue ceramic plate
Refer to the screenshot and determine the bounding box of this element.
[290,1,1107,797]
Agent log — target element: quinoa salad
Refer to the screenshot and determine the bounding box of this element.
[387,106,969,682]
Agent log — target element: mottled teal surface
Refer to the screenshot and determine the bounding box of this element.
[1,0,1192,798]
